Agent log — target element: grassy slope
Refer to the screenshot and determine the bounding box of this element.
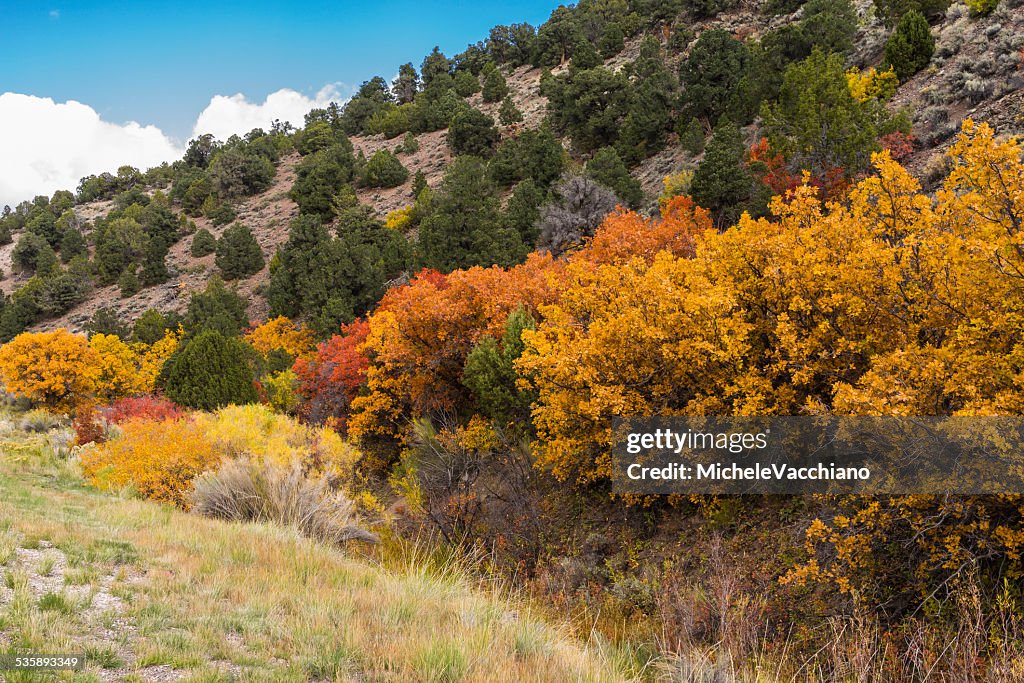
[0,416,625,682]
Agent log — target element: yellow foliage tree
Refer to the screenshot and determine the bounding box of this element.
[0,329,99,410]
[846,66,899,103]
[245,316,315,360]
[135,327,182,392]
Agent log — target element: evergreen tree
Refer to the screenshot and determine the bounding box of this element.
[362,149,409,188]
[215,223,265,280]
[11,232,53,275]
[139,238,170,286]
[160,329,258,410]
[59,225,87,263]
[392,63,420,103]
[545,67,630,152]
[412,170,428,197]
[208,146,276,199]
[454,70,481,97]
[447,109,500,157]
[586,147,643,208]
[418,156,526,271]
[133,308,176,344]
[801,0,858,55]
[481,64,510,102]
[400,131,420,154]
[690,119,755,229]
[502,178,545,246]
[463,306,537,423]
[183,276,249,337]
[93,217,148,284]
[421,47,451,87]
[289,144,356,219]
[884,10,935,80]
[598,22,626,59]
[191,228,217,257]
[617,37,678,164]
[678,117,706,155]
[86,307,131,338]
[118,268,141,297]
[498,96,524,125]
[489,128,565,188]
[762,49,900,179]
[680,29,757,125]
[571,40,602,70]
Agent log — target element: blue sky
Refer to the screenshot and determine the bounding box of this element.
[2,0,562,139]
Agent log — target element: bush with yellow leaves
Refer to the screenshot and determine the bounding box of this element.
[194,404,359,483]
[79,417,220,508]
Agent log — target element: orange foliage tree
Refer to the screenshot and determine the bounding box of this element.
[349,255,562,442]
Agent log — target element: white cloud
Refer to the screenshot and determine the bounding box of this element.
[0,93,182,207]
[0,83,348,207]
[191,84,347,141]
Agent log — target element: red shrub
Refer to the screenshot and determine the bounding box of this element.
[293,320,371,429]
[102,395,186,424]
[73,403,107,446]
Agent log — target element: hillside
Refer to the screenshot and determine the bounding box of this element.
[3,0,1024,679]
[0,413,625,682]
[0,0,1019,334]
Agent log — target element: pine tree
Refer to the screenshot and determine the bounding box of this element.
[690,119,755,228]
[481,64,509,103]
[884,10,935,80]
[133,308,176,344]
[454,70,481,97]
[463,306,537,423]
[447,108,500,157]
[159,329,258,410]
[498,96,524,125]
[118,268,141,298]
[412,170,428,197]
[190,228,217,257]
[678,117,706,155]
[215,223,265,280]
[587,147,644,208]
[183,276,249,337]
[59,225,88,263]
[392,63,420,103]
[361,149,409,188]
[617,38,678,164]
[140,239,169,286]
[680,29,757,125]
[502,178,545,247]
[418,156,526,271]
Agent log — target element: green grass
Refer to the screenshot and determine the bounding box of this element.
[0,413,626,682]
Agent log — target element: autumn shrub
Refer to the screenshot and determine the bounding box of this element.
[192,404,359,482]
[293,320,370,429]
[101,395,186,424]
[189,457,377,545]
[79,417,220,507]
[72,403,107,446]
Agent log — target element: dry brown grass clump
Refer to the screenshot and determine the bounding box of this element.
[190,457,378,546]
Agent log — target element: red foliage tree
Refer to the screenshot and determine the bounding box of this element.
[293,320,371,429]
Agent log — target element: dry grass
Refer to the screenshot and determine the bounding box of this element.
[0,411,629,682]
[190,456,379,546]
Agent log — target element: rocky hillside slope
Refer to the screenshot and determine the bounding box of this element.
[2,0,1021,333]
